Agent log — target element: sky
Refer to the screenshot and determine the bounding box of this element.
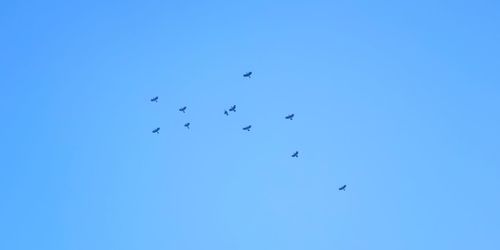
[1,1,499,249]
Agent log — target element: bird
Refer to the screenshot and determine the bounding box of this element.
[242,125,252,131]
[184,123,190,129]
[285,114,295,120]
[339,185,347,191]
[243,72,252,78]
[224,110,229,116]
[179,106,187,113]
[150,96,158,102]
[291,151,299,157]
[152,127,160,134]
[229,105,236,112]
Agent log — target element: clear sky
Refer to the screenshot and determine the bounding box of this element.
[1,1,499,249]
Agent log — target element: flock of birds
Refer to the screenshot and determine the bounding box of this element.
[149,71,347,192]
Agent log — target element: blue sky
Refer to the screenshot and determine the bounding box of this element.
[1,1,499,249]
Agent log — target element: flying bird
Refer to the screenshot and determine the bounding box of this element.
[150,96,158,102]
[184,123,190,129]
[224,110,229,116]
[229,105,236,112]
[179,106,187,113]
[291,151,299,157]
[242,125,252,131]
[152,127,160,134]
[339,185,347,191]
[285,114,295,120]
[243,72,252,78]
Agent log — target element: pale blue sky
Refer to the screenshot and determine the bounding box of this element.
[1,1,499,249]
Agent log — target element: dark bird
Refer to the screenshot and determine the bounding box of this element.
[291,151,299,157]
[339,185,347,191]
[285,114,295,120]
[152,127,160,134]
[150,96,158,102]
[229,105,236,112]
[243,72,252,78]
[179,106,187,113]
[224,110,229,116]
[242,125,252,131]
[184,123,190,129]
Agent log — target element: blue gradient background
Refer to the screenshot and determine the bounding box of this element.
[1,1,499,249]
